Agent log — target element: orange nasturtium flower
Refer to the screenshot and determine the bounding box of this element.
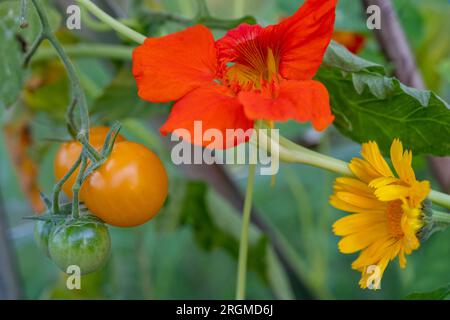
[330,139,431,289]
[132,0,337,149]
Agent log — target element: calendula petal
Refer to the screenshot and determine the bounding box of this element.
[335,177,376,197]
[329,138,430,290]
[369,177,398,189]
[338,223,389,254]
[335,192,383,209]
[375,185,410,201]
[352,237,398,269]
[408,180,431,207]
[349,158,380,183]
[361,142,394,177]
[333,212,386,236]
[390,139,416,185]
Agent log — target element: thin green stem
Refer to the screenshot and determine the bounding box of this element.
[259,130,450,209]
[79,5,112,32]
[261,131,351,176]
[101,122,122,157]
[23,35,44,66]
[30,0,90,137]
[428,190,450,209]
[46,37,89,133]
[76,0,146,44]
[77,134,102,162]
[66,98,78,139]
[52,155,82,214]
[33,44,133,62]
[39,192,52,210]
[71,155,88,219]
[236,162,257,300]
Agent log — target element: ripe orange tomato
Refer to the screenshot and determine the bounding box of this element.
[82,142,168,227]
[54,126,125,198]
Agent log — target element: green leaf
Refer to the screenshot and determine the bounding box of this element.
[158,180,295,299]
[323,40,384,74]
[0,0,61,45]
[0,5,24,109]
[0,0,62,110]
[318,41,450,156]
[405,283,450,300]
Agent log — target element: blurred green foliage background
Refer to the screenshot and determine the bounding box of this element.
[0,0,449,300]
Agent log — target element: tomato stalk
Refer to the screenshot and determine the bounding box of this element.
[71,155,88,219]
[100,122,122,158]
[65,99,78,140]
[39,192,52,211]
[28,0,89,139]
[51,155,82,215]
[77,134,102,162]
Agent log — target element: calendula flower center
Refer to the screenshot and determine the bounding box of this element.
[386,200,404,237]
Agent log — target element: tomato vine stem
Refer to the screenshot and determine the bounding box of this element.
[52,154,82,214]
[71,155,88,219]
[28,0,90,138]
[77,134,102,162]
[101,123,121,152]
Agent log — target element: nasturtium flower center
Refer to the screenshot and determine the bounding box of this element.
[223,48,279,92]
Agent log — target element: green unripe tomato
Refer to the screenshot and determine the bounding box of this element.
[48,215,111,275]
[34,220,54,257]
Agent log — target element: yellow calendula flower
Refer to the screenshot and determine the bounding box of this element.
[330,139,430,289]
